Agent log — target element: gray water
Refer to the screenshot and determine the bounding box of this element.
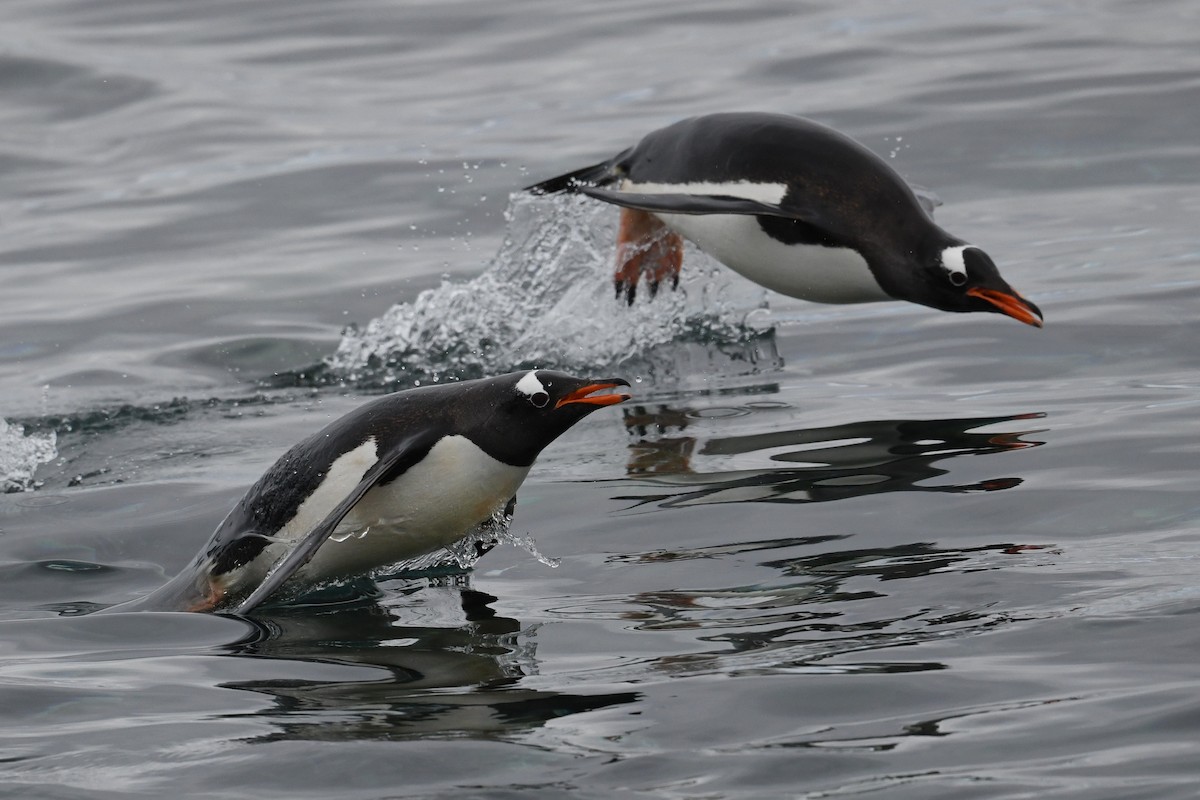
[3,0,1200,797]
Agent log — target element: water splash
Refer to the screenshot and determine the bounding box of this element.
[372,505,559,579]
[326,192,780,387]
[0,417,58,493]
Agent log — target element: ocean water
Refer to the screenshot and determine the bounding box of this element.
[3,0,1200,797]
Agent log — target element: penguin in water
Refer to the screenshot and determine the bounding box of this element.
[133,370,630,615]
[526,112,1042,327]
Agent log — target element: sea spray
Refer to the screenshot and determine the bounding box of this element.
[0,418,58,493]
[327,192,778,387]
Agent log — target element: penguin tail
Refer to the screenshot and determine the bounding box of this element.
[524,159,617,195]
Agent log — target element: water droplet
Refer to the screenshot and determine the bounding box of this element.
[322,192,779,387]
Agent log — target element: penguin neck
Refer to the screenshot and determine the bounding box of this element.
[861,225,955,304]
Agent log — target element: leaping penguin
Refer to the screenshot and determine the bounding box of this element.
[134,370,630,614]
[526,111,1042,327]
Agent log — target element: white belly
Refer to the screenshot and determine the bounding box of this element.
[283,435,529,583]
[656,212,890,304]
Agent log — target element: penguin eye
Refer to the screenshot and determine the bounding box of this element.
[939,245,974,288]
[529,391,550,408]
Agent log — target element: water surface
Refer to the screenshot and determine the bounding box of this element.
[2,0,1200,797]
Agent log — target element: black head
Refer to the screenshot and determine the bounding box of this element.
[878,239,1043,327]
[456,370,631,466]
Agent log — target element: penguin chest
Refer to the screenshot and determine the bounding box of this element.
[300,435,530,581]
[655,212,890,304]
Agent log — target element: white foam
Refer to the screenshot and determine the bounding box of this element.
[0,417,58,493]
[326,192,774,386]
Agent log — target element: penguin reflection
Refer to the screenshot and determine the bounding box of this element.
[225,586,636,743]
[619,406,1044,508]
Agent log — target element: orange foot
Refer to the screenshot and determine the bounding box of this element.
[615,208,683,305]
[185,579,227,613]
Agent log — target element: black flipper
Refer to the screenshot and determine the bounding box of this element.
[234,431,437,615]
[582,187,854,249]
[524,158,619,194]
[910,184,942,216]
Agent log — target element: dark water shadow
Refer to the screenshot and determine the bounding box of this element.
[616,409,1045,509]
[219,586,638,743]
[585,409,1052,679]
[601,534,1050,680]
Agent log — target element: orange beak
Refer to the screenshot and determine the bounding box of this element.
[967,287,1044,328]
[555,380,631,409]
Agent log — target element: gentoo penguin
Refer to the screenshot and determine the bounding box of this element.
[135,370,630,615]
[526,112,1042,327]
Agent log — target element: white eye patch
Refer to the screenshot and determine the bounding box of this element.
[940,245,971,286]
[515,370,546,398]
